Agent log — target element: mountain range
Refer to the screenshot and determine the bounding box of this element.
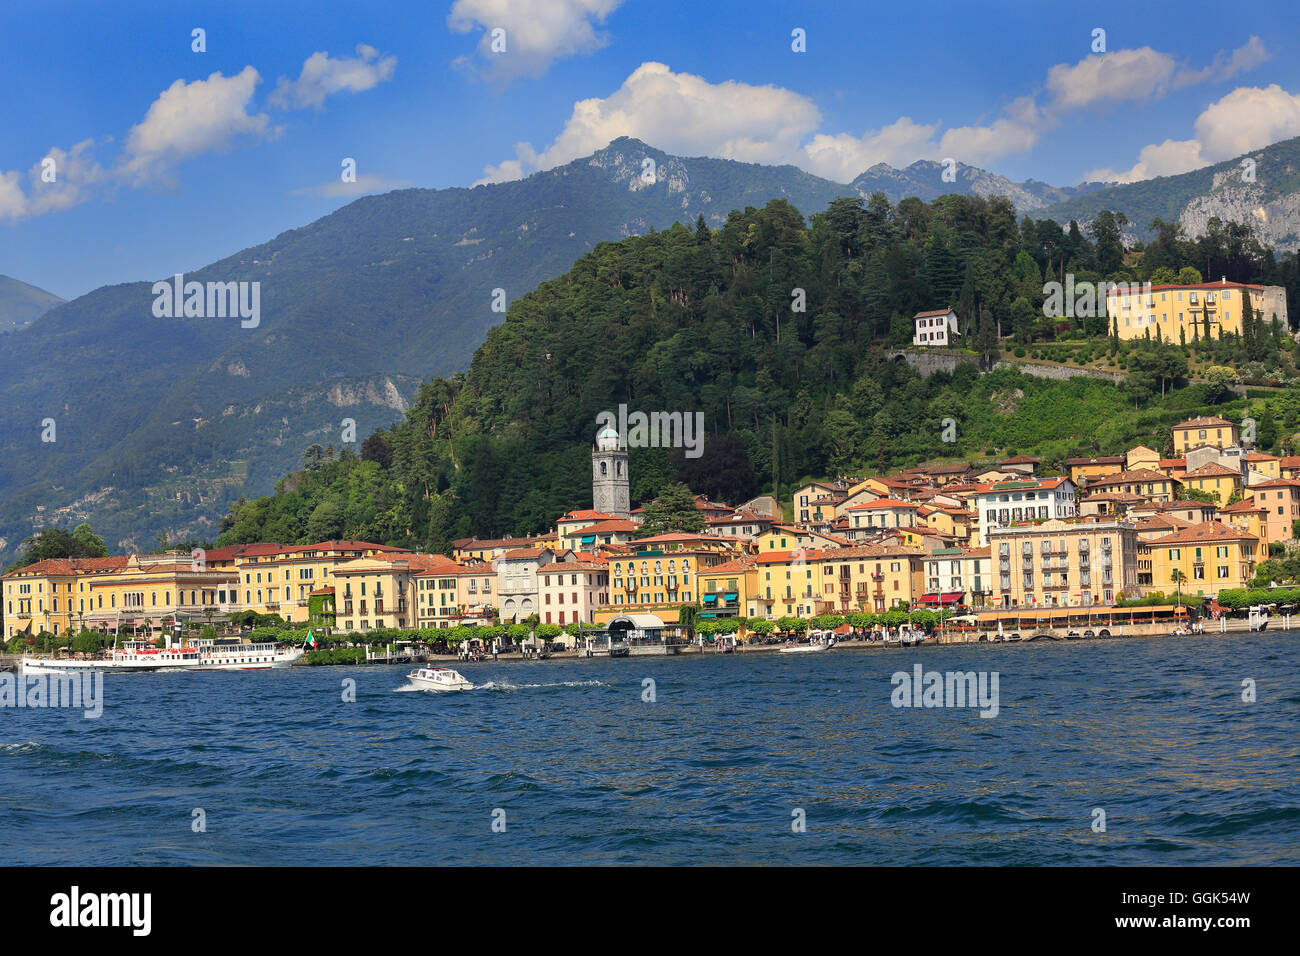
[0,275,64,332]
[3,134,1300,562]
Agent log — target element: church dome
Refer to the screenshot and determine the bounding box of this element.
[596,425,620,450]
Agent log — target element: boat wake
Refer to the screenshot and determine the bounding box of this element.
[473,679,607,692]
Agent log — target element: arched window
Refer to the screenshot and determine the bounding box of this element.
[600,462,607,476]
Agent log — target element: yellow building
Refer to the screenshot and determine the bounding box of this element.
[1246,452,1281,481]
[1065,456,1126,487]
[1182,462,1242,506]
[1125,445,1160,471]
[234,540,410,621]
[1172,417,1240,455]
[754,544,925,619]
[413,556,476,629]
[989,519,1140,608]
[1216,499,1271,552]
[1085,468,1181,502]
[2,556,129,638]
[1106,281,1288,342]
[334,553,450,632]
[596,534,740,625]
[697,556,760,619]
[81,553,240,634]
[1143,521,1260,596]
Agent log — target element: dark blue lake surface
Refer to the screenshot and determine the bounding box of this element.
[3,632,1298,865]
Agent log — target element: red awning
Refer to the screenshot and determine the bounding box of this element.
[918,593,940,605]
[939,592,964,604]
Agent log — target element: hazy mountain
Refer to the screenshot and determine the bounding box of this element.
[851,160,1108,210]
[1041,135,1300,251]
[0,275,64,332]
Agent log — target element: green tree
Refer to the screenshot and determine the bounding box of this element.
[637,482,706,536]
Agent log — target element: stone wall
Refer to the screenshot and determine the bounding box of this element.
[894,349,1125,385]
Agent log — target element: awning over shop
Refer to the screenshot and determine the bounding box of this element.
[723,592,738,600]
[701,593,718,603]
[919,592,965,606]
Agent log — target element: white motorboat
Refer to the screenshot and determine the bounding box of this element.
[779,633,836,653]
[408,666,474,691]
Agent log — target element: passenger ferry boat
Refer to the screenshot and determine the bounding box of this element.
[21,637,304,674]
[21,641,203,674]
[407,666,474,691]
[194,640,304,670]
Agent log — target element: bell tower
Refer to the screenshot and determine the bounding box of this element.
[592,426,630,517]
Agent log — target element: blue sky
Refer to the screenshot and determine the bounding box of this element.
[3,0,1298,299]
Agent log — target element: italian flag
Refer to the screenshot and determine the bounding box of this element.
[305,630,318,649]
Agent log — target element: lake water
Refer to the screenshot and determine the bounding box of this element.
[3,632,1298,865]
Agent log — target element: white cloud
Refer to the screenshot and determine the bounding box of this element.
[270,44,397,110]
[449,0,623,80]
[1047,47,1178,110]
[481,62,821,182]
[799,119,941,182]
[1089,83,1300,183]
[1194,84,1300,158]
[0,170,26,220]
[1174,35,1270,88]
[1046,38,1269,111]
[121,67,277,186]
[292,173,410,198]
[2,44,397,221]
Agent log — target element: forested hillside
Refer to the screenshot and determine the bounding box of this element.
[217,191,1300,552]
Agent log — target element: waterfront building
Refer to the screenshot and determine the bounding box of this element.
[596,533,738,625]
[81,553,239,634]
[1142,521,1261,597]
[412,558,480,629]
[2,556,129,638]
[754,543,926,618]
[538,557,608,626]
[696,556,760,620]
[921,546,993,609]
[333,553,450,631]
[496,547,562,624]
[988,518,1139,608]
[235,540,410,622]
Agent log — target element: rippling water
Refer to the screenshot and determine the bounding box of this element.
[3,632,1298,865]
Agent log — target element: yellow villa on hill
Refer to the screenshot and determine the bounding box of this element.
[1143,521,1261,596]
[1172,416,1240,455]
[1182,462,1242,506]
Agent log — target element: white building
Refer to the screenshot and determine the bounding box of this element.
[973,477,1077,545]
[912,309,959,346]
